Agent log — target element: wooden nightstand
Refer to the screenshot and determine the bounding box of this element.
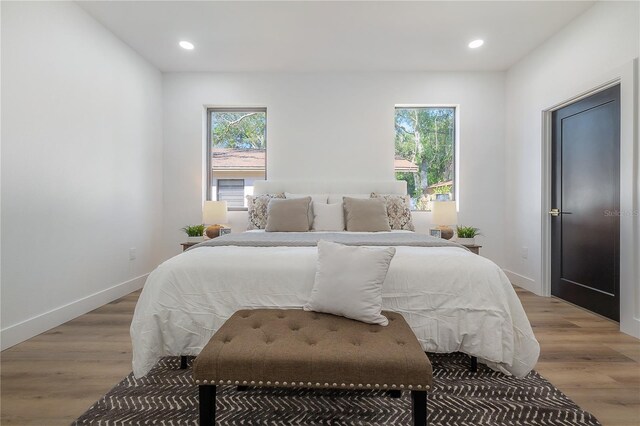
[461,244,482,255]
[180,241,200,252]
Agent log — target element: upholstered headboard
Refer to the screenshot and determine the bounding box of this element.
[253,180,407,196]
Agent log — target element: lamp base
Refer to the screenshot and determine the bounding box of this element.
[205,224,223,239]
[438,225,454,240]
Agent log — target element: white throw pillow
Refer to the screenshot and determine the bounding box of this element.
[312,202,345,231]
[303,240,396,325]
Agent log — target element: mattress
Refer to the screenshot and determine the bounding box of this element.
[130,232,539,378]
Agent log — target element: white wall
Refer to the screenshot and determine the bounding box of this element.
[504,1,640,336]
[162,72,506,263]
[0,1,164,348]
[9,0,632,347]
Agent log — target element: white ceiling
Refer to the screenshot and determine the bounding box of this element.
[78,1,595,72]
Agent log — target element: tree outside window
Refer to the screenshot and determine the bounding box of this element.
[395,107,455,210]
[211,111,266,150]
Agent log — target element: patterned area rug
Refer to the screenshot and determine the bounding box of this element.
[74,353,600,425]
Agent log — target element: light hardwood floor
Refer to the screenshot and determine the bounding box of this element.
[1,287,639,425]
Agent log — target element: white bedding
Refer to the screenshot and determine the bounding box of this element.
[131,235,539,378]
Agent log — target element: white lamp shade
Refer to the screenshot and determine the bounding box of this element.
[203,201,228,224]
[431,201,457,226]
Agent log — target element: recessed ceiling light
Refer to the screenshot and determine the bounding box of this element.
[468,39,484,49]
[179,41,194,50]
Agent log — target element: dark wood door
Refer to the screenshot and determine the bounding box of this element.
[551,85,620,321]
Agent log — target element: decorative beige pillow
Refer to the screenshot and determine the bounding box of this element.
[312,202,345,231]
[371,193,415,231]
[285,193,328,227]
[343,197,391,232]
[265,197,312,232]
[246,193,285,230]
[304,240,396,325]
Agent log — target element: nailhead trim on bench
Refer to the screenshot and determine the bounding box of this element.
[193,378,430,390]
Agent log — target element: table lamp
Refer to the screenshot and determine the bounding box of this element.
[431,201,457,240]
[203,201,228,239]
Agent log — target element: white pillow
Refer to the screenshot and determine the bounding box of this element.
[303,240,396,325]
[312,202,345,231]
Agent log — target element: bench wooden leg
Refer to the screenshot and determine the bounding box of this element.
[180,356,188,369]
[411,390,427,426]
[199,385,216,425]
[470,356,478,372]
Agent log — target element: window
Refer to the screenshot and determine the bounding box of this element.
[217,179,245,208]
[207,108,267,209]
[394,107,456,210]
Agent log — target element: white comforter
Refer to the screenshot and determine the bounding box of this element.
[131,241,539,378]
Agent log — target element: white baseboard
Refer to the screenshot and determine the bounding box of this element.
[503,269,542,296]
[0,273,148,350]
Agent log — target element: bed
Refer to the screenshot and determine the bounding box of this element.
[130,180,539,378]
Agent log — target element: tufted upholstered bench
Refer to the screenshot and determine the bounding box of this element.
[193,309,433,425]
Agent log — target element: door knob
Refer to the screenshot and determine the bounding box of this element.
[549,208,572,216]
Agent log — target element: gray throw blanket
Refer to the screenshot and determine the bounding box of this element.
[189,232,468,250]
